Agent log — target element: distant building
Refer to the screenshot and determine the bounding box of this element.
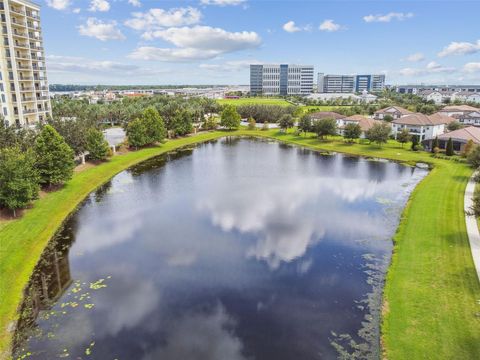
[250,64,314,96]
[395,84,480,95]
[306,91,377,103]
[308,111,345,121]
[438,105,479,117]
[338,115,383,139]
[451,92,480,104]
[317,73,385,93]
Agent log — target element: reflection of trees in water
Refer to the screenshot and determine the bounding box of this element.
[13,219,76,353]
[93,181,113,203]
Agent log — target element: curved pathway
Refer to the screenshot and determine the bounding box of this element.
[464,170,480,281]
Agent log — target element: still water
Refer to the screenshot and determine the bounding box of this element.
[15,138,427,359]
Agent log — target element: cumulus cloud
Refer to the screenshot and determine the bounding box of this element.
[128,0,141,7]
[283,21,301,33]
[405,52,424,62]
[124,7,202,30]
[319,19,342,32]
[78,18,126,41]
[46,0,71,10]
[130,26,261,62]
[399,61,456,76]
[438,40,480,57]
[89,0,110,12]
[363,12,414,23]
[200,0,246,5]
[463,62,480,73]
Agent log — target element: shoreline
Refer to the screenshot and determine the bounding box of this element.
[1,129,479,359]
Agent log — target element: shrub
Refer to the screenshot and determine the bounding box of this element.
[86,128,110,161]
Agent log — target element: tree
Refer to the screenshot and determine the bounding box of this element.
[220,105,241,130]
[142,107,166,144]
[462,139,475,158]
[278,114,294,133]
[126,118,147,149]
[312,118,337,139]
[411,135,419,151]
[365,123,391,147]
[0,147,39,217]
[204,115,218,130]
[446,137,454,156]
[383,114,394,122]
[173,110,194,136]
[397,128,411,148]
[467,146,480,168]
[247,117,256,130]
[447,121,462,131]
[431,136,439,153]
[343,123,362,143]
[298,114,312,136]
[86,128,110,161]
[34,125,75,187]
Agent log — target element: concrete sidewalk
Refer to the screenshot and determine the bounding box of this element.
[464,171,480,282]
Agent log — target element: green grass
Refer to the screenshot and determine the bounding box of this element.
[217,97,292,106]
[1,129,479,359]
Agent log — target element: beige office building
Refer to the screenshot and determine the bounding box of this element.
[0,0,50,127]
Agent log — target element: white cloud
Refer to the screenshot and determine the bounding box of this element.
[73,8,81,14]
[78,18,125,41]
[200,0,246,6]
[319,19,342,32]
[128,0,141,7]
[405,52,424,62]
[46,0,71,10]
[89,0,110,12]
[124,7,201,30]
[399,61,456,77]
[131,26,261,62]
[463,62,480,73]
[199,60,260,72]
[363,12,414,23]
[438,40,480,57]
[283,21,301,33]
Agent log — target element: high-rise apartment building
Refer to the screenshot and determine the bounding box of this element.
[0,0,50,127]
[250,64,314,96]
[317,73,385,93]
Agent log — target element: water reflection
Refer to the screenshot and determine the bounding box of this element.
[14,138,427,359]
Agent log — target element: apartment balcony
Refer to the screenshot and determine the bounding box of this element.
[32,66,45,71]
[23,108,36,114]
[26,12,40,20]
[20,87,34,92]
[19,77,33,81]
[36,96,48,100]
[21,97,35,102]
[11,19,27,28]
[17,64,30,70]
[14,42,29,49]
[10,7,26,16]
[12,30,28,38]
[15,54,30,60]
[35,85,47,91]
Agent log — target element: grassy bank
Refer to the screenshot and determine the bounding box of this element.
[1,129,479,359]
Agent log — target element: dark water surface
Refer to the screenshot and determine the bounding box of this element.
[14,138,427,360]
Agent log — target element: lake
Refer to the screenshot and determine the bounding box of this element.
[14,138,427,359]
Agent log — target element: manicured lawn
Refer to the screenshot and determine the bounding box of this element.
[1,129,479,359]
[217,97,292,106]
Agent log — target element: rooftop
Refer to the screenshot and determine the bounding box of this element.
[438,126,480,143]
[393,112,454,126]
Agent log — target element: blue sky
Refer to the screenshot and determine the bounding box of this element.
[42,0,480,85]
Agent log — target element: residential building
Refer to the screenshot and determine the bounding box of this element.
[424,126,480,153]
[451,91,480,104]
[452,111,480,127]
[438,105,479,117]
[391,112,454,141]
[250,64,314,96]
[308,111,345,122]
[373,106,412,120]
[419,90,445,105]
[338,114,383,138]
[317,73,385,93]
[0,0,51,127]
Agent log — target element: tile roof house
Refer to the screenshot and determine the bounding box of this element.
[451,92,480,104]
[309,111,346,121]
[452,111,480,127]
[338,115,383,138]
[391,112,455,141]
[373,106,412,120]
[424,126,480,153]
[438,104,479,117]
